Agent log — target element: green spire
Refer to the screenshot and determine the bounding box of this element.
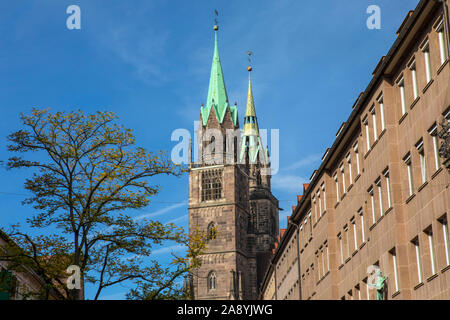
[201,28,237,126]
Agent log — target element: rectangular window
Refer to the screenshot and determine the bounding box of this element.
[425,227,437,275]
[404,153,414,196]
[355,284,361,300]
[369,187,376,224]
[359,208,365,243]
[383,168,392,209]
[335,174,339,203]
[352,218,358,251]
[397,77,406,116]
[344,225,350,259]
[429,124,441,172]
[376,178,383,217]
[325,242,330,271]
[416,140,427,184]
[201,169,223,201]
[421,39,432,84]
[308,211,312,235]
[412,237,422,283]
[438,215,450,266]
[370,105,377,141]
[317,191,322,217]
[378,94,386,131]
[390,248,400,293]
[321,183,326,213]
[338,233,344,265]
[313,196,317,222]
[347,154,353,183]
[354,143,360,175]
[340,164,346,193]
[409,60,419,100]
[435,19,447,65]
[363,116,370,151]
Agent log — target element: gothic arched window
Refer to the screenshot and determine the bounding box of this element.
[208,271,217,291]
[207,222,217,240]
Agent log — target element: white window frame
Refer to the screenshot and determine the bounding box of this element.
[383,168,392,209]
[397,76,406,116]
[409,60,419,100]
[441,216,450,266]
[404,154,414,196]
[369,187,376,225]
[428,125,441,172]
[421,39,432,84]
[363,116,370,151]
[426,228,437,275]
[359,208,365,243]
[413,238,423,283]
[377,94,385,131]
[435,19,447,65]
[416,140,427,184]
[347,153,353,183]
[370,105,377,142]
[354,142,360,175]
[335,174,339,203]
[376,178,383,217]
[340,164,346,193]
[391,249,400,293]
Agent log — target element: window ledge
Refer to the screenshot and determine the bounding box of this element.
[377,214,385,224]
[379,128,387,140]
[338,264,344,270]
[364,148,372,159]
[384,207,393,216]
[359,242,366,250]
[335,202,340,209]
[369,222,377,231]
[372,139,379,149]
[398,112,408,125]
[418,181,428,192]
[410,96,420,110]
[437,58,449,75]
[340,193,347,201]
[441,265,450,274]
[354,174,361,183]
[344,257,351,264]
[414,282,424,290]
[431,167,443,180]
[427,273,438,283]
[352,250,358,257]
[406,193,416,204]
[347,184,354,193]
[392,291,401,299]
[422,78,434,94]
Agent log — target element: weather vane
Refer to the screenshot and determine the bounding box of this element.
[247,51,253,72]
[214,9,219,30]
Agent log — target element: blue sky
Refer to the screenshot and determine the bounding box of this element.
[0,0,420,299]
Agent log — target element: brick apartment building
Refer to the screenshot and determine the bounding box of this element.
[260,0,450,300]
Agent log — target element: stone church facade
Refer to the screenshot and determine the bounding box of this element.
[188,26,279,300]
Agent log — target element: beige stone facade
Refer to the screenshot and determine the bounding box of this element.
[260,0,450,300]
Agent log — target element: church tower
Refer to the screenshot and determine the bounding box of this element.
[188,25,258,300]
[240,68,279,289]
[188,24,279,300]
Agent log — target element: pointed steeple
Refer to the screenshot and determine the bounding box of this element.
[200,26,238,127]
[240,67,269,165]
[243,72,259,135]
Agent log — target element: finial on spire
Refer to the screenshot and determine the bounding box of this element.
[247,51,253,72]
[214,9,219,31]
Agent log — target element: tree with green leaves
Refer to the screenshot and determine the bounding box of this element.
[1,108,205,300]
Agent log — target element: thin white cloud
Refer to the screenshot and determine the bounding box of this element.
[152,244,185,256]
[166,214,188,224]
[134,201,187,221]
